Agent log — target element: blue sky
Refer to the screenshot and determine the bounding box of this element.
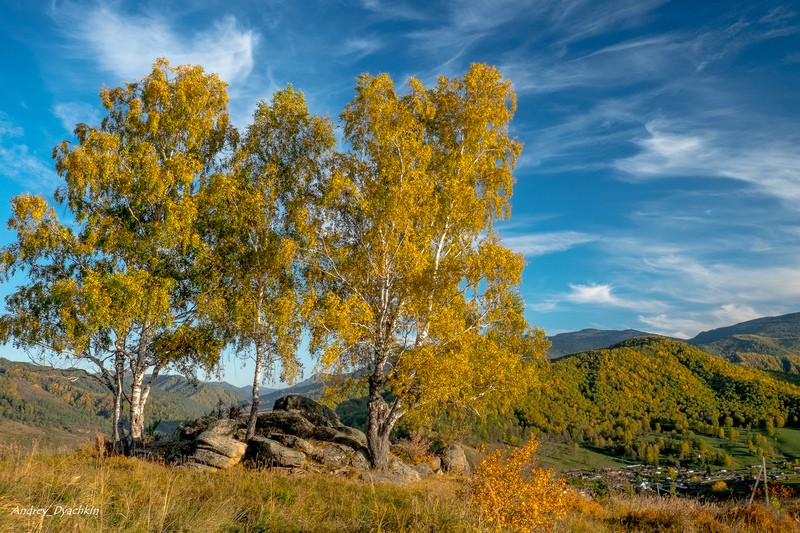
[1,0,799,385]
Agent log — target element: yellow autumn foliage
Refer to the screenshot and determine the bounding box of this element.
[468,438,570,532]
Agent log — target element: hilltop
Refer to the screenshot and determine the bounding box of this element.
[546,328,655,358]
[688,312,800,374]
[545,312,800,374]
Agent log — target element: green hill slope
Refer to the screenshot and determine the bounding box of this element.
[0,358,248,448]
[689,312,800,362]
[517,337,800,465]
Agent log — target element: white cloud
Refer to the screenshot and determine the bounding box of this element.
[503,231,595,256]
[358,0,426,22]
[636,314,703,339]
[0,143,59,192]
[502,34,685,94]
[527,300,558,313]
[616,119,800,204]
[56,4,258,84]
[0,113,24,137]
[53,102,102,132]
[639,303,766,339]
[638,251,800,305]
[712,303,763,325]
[565,282,666,313]
[0,114,58,191]
[336,37,384,60]
[567,283,618,305]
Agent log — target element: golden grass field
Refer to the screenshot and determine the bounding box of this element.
[2,442,800,532]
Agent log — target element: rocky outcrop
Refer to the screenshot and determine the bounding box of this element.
[244,437,306,468]
[255,410,316,437]
[264,433,315,455]
[184,418,247,470]
[153,394,465,484]
[156,395,403,481]
[273,394,341,427]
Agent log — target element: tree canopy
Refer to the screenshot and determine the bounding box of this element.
[0,58,233,451]
[310,64,546,469]
[199,86,335,439]
[0,60,543,464]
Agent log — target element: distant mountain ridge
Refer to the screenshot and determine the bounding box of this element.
[547,328,655,358]
[546,312,800,364]
[688,312,800,356]
[260,373,325,407]
[685,312,800,376]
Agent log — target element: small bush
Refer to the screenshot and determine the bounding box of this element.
[711,480,728,494]
[467,437,570,532]
[393,429,433,465]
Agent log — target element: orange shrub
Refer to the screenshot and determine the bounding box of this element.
[467,438,570,532]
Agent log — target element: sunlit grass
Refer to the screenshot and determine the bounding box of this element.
[0,445,469,532]
[2,443,800,532]
[559,493,800,533]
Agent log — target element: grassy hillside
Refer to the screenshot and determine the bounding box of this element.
[0,358,248,448]
[516,337,800,467]
[1,445,798,532]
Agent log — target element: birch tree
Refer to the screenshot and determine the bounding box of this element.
[310,64,547,470]
[0,59,232,452]
[199,86,334,439]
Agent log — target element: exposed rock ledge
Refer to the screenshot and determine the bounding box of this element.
[148,394,464,484]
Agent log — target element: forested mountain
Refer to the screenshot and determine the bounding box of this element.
[546,313,800,369]
[7,311,800,461]
[516,337,800,465]
[546,328,655,358]
[687,313,800,374]
[259,373,325,405]
[0,358,248,447]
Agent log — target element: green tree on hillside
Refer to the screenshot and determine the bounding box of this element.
[0,59,232,452]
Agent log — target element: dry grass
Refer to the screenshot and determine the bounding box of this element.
[3,443,800,532]
[0,444,469,532]
[559,493,800,532]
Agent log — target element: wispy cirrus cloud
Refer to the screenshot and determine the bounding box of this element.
[0,115,58,191]
[53,4,258,84]
[52,102,102,132]
[640,253,800,304]
[617,118,800,204]
[503,231,595,256]
[335,37,384,60]
[504,2,799,95]
[0,114,23,137]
